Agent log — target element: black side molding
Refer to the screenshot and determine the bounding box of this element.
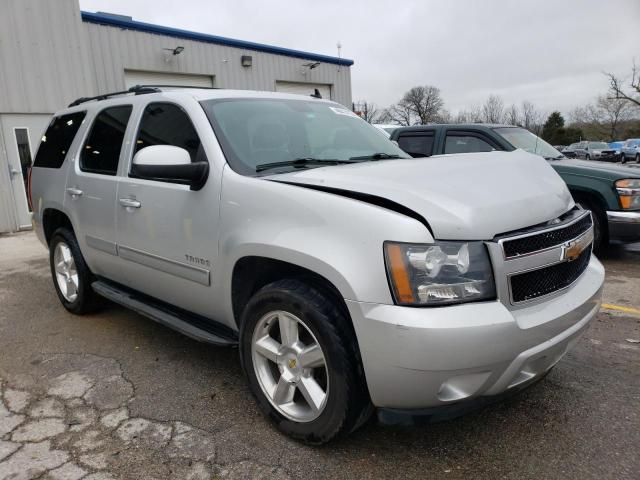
[272,180,433,235]
[92,279,237,346]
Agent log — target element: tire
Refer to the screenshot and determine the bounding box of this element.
[636,153,640,164]
[575,199,606,252]
[239,279,371,443]
[585,154,591,160]
[620,154,626,164]
[49,227,101,314]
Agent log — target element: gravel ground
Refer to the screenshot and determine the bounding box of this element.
[0,232,638,480]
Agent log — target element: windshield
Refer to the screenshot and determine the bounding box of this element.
[589,142,609,149]
[201,98,409,175]
[493,127,563,159]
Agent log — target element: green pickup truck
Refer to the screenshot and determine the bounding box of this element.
[390,124,640,250]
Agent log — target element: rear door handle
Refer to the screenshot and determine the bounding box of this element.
[119,198,141,209]
[66,187,83,197]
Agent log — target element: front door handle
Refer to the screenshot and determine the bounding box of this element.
[119,198,141,209]
[66,187,83,197]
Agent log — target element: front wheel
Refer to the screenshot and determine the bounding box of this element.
[240,279,371,443]
[575,200,606,252]
[586,154,591,160]
[620,154,626,164]
[636,153,640,164]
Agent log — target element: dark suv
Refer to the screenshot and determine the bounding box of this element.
[390,124,640,250]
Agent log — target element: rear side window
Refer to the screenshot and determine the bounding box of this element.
[80,106,132,175]
[444,134,495,154]
[397,133,434,157]
[33,112,86,168]
[134,103,203,163]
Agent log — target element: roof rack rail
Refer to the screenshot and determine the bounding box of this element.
[129,84,219,90]
[68,85,160,107]
[68,84,219,108]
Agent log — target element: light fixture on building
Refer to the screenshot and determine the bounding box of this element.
[163,46,184,55]
[301,61,320,76]
[241,55,252,67]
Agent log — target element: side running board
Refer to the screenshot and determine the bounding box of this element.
[92,280,238,346]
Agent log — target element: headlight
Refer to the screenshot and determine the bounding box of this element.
[616,179,640,210]
[384,241,496,306]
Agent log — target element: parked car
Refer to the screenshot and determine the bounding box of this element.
[573,141,617,161]
[31,88,604,443]
[561,142,582,158]
[620,138,640,164]
[390,124,640,250]
[609,141,625,161]
[372,124,399,136]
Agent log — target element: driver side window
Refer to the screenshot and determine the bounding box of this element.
[134,103,204,165]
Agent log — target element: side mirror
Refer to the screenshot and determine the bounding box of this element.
[131,145,208,190]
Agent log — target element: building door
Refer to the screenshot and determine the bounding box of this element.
[124,70,214,89]
[0,114,50,232]
[275,81,332,100]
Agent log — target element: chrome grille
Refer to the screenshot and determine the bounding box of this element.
[510,248,591,302]
[495,209,593,305]
[502,214,592,258]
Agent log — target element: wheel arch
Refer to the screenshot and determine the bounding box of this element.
[42,208,75,245]
[231,255,352,331]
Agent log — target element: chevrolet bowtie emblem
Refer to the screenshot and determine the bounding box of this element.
[562,229,594,262]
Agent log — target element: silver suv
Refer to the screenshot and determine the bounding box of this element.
[30,87,604,443]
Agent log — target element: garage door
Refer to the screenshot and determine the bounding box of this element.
[275,81,331,100]
[124,70,214,88]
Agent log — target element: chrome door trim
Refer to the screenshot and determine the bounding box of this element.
[118,245,210,286]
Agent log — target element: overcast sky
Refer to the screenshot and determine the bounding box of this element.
[80,0,639,118]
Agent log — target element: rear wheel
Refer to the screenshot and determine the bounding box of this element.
[240,279,371,443]
[49,228,101,314]
[621,154,626,164]
[636,153,640,164]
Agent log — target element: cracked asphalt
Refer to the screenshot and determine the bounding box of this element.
[1,232,639,480]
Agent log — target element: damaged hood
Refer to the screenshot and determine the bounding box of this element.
[270,150,573,240]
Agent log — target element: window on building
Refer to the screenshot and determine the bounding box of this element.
[81,106,132,175]
[14,128,32,181]
[33,112,86,168]
[134,103,203,163]
[444,134,496,154]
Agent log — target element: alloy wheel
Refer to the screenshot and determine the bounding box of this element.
[53,242,79,302]
[251,310,329,422]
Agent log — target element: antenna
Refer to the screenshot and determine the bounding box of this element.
[337,41,342,71]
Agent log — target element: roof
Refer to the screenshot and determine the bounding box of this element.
[81,11,354,67]
[395,123,516,131]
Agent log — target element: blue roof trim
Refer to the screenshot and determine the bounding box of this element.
[81,11,354,67]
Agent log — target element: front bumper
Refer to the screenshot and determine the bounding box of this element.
[346,257,604,409]
[607,210,640,242]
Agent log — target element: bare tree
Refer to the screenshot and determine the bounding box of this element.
[596,95,632,140]
[505,104,520,125]
[400,85,444,124]
[435,109,452,123]
[521,101,542,131]
[375,108,396,124]
[387,102,414,126]
[353,101,379,123]
[606,62,640,108]
[481,95,505,123]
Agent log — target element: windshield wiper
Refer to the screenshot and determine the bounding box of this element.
[255,157,356,173]
[349,152,402,161]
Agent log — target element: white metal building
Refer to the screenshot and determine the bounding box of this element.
[0,0,354,233]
